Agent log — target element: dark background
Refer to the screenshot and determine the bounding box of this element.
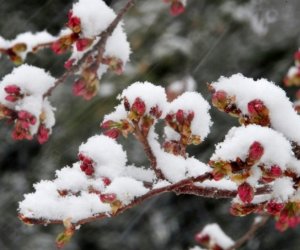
[0,0,300,249]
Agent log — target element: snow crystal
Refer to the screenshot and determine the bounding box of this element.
[167,92,212,140]
[272,177,295,201]
[120,81,168,116]
[200,223,234,249]
[79,135,127,179]
[212,73,300,144]
[211,125,293,170]
[104,177,149,205]
[152,180,171,189]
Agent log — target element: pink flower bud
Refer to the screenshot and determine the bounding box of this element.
[84,165,94,176]
[64,59,75,70]
[72,79,85,96]
[248,99,264,114]
[170,1,185,16]
[150,105,162,119]
[104,128,120,139]
[176,109,185,124]
[237,182,254,203]
[102,177,111,186]
[51,41,65,55]
[270,165,282,177]
[37,125,49,144]
[266,201,284,215]
[124,97,130,111]
[100,193,117,203]
[68,15,81,33]
[76,38,92,52]
[194,233,210,245]
[4,84,20,94]
[131,97,146,116]
[211,90,227,109]
[294,51,300,61]
[78,153,85,161]
[101,120,114,129]
[248,141,264,161]
[187,111,194,122]
[5,95,19,102]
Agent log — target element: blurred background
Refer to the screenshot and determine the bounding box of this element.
[0,0,300,249]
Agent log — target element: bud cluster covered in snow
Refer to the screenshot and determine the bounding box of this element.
[0,64,56,143]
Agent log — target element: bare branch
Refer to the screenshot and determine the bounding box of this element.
[226,214,270,250]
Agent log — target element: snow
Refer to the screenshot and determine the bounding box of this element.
[272,177,295,201]
[0,64,55,97]
[211,125,293,170]
[41,98,56,130]
[72,0,116,38]
[105,24,131,65]
[120,81,168,116]
[211,73,300,144]
[197,179,237,190]
[79,135,127,179]
[54,164,89,193]
[103,103,127,122]
[123,165,156,183]
[167,92,212,140]
[200,223,234,249]
[104,177,149,205]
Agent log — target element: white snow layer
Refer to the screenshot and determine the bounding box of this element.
[211,125,293,170]
[200,223,234,249]
[211,73,300,144]
[79,135,127,179]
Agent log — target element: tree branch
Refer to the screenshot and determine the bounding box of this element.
[132,121,166,180]
[43,0,135,97]
[226,214,270,250]
[19,173,274,228]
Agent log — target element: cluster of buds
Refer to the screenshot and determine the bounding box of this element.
[3,84,22,102]
[165,109,200,146]
[273,202,300,231]
[211,88,271,128]
[78,153,95,176]
[4,43,27,65]
[241,99,270,126]
[102,56,124,75]
[72,68,99,100]
[210,141,264,181]
[163,0,186,16]
[211,89,241,118]
[11,110,36,141]
[283,50,300,87]
[126,97,162,136]
[101,119,134,139]
[51,33,79,55]
[210,141,265,204]
[0,102,51,144]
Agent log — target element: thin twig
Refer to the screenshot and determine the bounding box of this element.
[226,214,270,250]
[132,121,165,180]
